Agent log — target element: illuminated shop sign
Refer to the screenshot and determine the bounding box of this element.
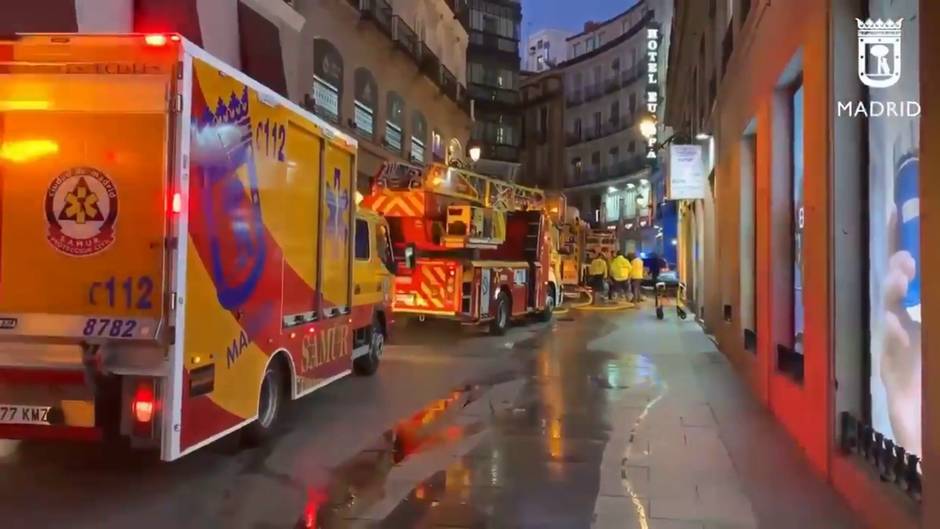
[646,26,660,159]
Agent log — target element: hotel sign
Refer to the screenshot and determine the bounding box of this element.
[646,26,660,159]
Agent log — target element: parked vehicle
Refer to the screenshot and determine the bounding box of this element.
[363,162,556,334]
[0,34,390,460]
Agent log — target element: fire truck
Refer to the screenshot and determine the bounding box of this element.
[363,162,556,334]
[547,195,589,293]
[0,34,391,460]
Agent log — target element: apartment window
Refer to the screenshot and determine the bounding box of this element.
[598,31,606,46]
[609,147,619,166]
[593,65,603,84]
[411,111,427,164]
[573,42,582,57]
[628,140,636,153]
[591,151,601,170]
[612,58,621,74]
[571,157,583,179]
[385,92,405,153]
[586,38,596,52]
[610,101,620,126]
[629,93,637,114]
[353,68,377,139]
[538,106,549,136]
[593,111,602,136]
[312,38,343,123]
[431,129,444,161]
[573,118,582,138]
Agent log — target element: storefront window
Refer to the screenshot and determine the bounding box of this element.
[792,83,805,356]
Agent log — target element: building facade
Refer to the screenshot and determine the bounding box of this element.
[665,0,935,528]
[523,28,571,73]
[519,70,566,190]
[459,0,523,178]
[560,0,674,260]
[0,0,474,191]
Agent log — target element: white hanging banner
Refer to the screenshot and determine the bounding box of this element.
[667,144,706,200]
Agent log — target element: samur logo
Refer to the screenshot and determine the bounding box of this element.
[45,166,118,256]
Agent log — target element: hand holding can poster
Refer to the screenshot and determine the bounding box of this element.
[868,0,921,458]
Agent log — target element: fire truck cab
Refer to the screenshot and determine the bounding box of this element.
[363,162,556,335]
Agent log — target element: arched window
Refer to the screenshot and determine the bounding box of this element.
[312,38,344,123]
[410,111,427,164]
[384,92,405,153]
[354,68,378,139]
[431,129,444,162]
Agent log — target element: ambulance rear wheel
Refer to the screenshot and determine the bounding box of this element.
[354,316,383,376]
[490,292,510,336]
[243,362,285,445]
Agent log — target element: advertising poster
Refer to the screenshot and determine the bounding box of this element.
[867,0,921,456]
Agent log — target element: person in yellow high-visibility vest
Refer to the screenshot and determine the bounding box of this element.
[587,252,609,303]
[609,251,632,301]
[629,252,646,302]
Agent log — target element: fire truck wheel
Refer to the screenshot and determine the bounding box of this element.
[243,361,285,445]
[490,292,510,335]
[354,316,383,376]
[538,285,556,322]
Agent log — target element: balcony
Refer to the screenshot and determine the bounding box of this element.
[392,16,420,61]
[584,83,603,102]
[371,0,394,36]
[566,115,634,146]
[621,63,647,87]
[440,64,460,101]
[567,156,648,187]
[566,89,583,107]
[482,143,520,163]
[468,84,520,106]
[605,76,620,94]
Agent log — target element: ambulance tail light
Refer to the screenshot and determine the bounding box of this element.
[131,380,157,436]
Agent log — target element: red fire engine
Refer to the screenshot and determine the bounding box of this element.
[362,162,557,334]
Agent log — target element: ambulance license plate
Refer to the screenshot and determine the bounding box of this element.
[0,405,52,425]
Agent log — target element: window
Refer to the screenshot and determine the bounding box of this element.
[612,58,621,73]
[385,92,405,153]
[593,111,602,136]
[312,38,343,123]
[608,147,619,166]
[431,130,444,162]
[591,151,601,170]
[629,93,637,113]
[741,119,758,351]
[573,118,582,137]
[538,106,549,136]
[598,31,606,46]
[354,68,378,139]
[411,111,427,164]
[355,219,370,260]
[791,82,805,358]
[377,224,394,272]
[586,38,595,52]
[573,42,582,57]
[628,140,636,153]
[571,157,583,180]
[593,65,603,84]
[610,101,620,126]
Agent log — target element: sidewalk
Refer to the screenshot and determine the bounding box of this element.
[587,307,863,529]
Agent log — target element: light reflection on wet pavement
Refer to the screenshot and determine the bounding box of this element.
[0,308,863,529]
[294,313,663,529]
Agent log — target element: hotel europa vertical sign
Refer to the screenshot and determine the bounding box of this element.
[646,25,660,160]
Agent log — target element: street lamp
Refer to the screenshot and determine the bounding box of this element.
[639,117,657,139]
[468,141,482,163]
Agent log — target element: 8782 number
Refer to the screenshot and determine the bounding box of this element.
[82,318,138,338]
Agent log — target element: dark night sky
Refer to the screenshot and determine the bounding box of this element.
[520,0,640,40]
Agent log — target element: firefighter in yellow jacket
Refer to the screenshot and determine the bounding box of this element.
[588,252,609,303]
[609,251,632,301]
